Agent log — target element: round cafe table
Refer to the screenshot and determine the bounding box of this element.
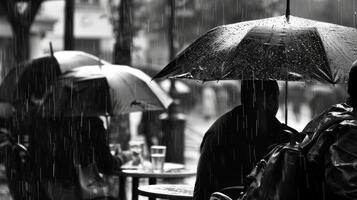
[118,163,196,200]
[138,184,193,200]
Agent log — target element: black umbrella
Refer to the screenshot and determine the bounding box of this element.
[154,2,357,124]
[0,51,109,103]
[154,15,357,84]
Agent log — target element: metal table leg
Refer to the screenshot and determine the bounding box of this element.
[132,177,139,200]
[119,176,127,200]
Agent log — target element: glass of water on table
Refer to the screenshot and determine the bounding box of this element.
[150,145,166,173]
[129,141,144,166]
[110,143,121,156]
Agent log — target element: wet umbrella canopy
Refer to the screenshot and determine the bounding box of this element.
[40,65,173,116]
[154,15,357,83]
[0,51,108,103]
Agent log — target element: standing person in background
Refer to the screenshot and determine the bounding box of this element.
[202,86,217,120]
[138,111,163,148]
[193,80,297,200]
[216,86,230,116]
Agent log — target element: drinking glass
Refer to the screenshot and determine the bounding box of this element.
[129,141,144,165]
[109,143,121,156]
[150,145,166,173]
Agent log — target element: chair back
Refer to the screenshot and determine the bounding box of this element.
[10,143,31,179]
[6,143,34,200]
[210,192,233,200]
[218,186,245,199]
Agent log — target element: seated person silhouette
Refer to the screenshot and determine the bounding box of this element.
[193,80,295,200]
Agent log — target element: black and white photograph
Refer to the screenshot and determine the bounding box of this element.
[0,0,356,199]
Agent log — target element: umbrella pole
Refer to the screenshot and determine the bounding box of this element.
[285,80,288,125]
[286,0,290,21]
[49,42,54,57]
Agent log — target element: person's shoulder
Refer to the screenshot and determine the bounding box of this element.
[200,105,242,148]
[206,106,241,132]
[215,105,241,122]
[302,103,353,134]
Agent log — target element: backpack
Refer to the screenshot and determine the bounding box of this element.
[239,104,356,200]
[239,141,308,200]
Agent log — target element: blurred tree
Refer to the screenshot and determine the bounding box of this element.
[108,2,138,199]
[107,0,135,151]
[0,0,44,64]
[64,0,74,50]
[106,0,169,150]
[112,0,133,65]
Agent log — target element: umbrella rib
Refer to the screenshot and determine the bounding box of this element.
[113,73,167,111]
[220,27,256,80]
[313,30,334,83]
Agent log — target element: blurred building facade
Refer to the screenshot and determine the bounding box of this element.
[0,0,119,77]
[41,0,115,62]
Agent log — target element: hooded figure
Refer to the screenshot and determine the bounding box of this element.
[193,80,295,200]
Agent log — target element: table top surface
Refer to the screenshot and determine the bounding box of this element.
[120,168,196,178]
[119,162,196,178]
[138,184,193,200]
[121,162,184,171]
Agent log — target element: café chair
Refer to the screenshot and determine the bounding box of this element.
[210,192,232,200]
[6,142,35,200]
[210,186,245,200]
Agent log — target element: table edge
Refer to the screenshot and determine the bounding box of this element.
[138,186,193,200]
[118,170,196,178]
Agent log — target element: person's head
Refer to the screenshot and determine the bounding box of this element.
[348,60,357,108]
[241,80,280,115]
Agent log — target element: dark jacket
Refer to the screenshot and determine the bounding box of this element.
[301,103,357,200]
[28,117,123,182]
[193,105,291,200]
